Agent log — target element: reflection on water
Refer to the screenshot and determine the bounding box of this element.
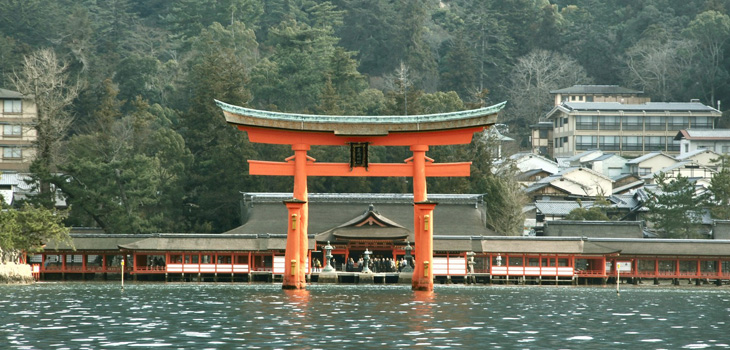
[2,283,730,349]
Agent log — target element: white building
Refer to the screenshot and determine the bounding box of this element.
[0,88,36,171]
[675,129,730,156]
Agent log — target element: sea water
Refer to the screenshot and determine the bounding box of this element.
[1,283,728,349]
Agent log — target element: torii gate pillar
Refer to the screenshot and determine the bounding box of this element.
[283,198,307,289]
[411,145,435,291]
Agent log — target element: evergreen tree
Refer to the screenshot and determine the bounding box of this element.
[707,156,730,220]
[646,173,708,238]
[0,203,70,263]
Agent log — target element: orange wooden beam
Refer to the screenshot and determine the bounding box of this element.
[238,125,485,146]
[248,160,472,177]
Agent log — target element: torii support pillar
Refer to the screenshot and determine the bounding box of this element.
[283,198,307,289]
[413,201,437,291]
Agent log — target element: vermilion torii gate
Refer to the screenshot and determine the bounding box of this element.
[217,100,505,291]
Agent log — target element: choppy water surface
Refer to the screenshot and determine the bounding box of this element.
[1,283,729,349]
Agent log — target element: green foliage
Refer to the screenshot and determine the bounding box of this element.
[57,82,192,233]
[565,207,609,221]
[707,157,730,219]
[0,203,71,256]
[646,173,708,238]
[3,0,730,234]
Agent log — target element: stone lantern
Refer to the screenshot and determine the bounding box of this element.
[322,241,335,273]
[402,241,414,272]
[361,248,373,273]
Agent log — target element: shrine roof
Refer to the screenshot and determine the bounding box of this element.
[216,100,506,136]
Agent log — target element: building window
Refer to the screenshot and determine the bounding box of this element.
[622,136,642,151]
[576,115,598,130]
[639,167,652,176]
[576,136,597,150]
[690,117,713,129]
[645,136,665,151]
[645,116,666,131]
[586,96,594,102]
[571,96,577,101]
[539,129,548,138]
[668,117,689,130]
[599,136,620,151]
[3,147,21,159]
[622,116,642,131]
[599,116,620,130]
[3,125,21,137]
[668,139,680,152]
[3,100,22,113]
[722,146,730,154]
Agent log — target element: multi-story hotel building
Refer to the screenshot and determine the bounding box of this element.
[0,88,36,171]
[542,85,721,158]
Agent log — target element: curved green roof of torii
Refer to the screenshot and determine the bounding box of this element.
[216,99,506,136]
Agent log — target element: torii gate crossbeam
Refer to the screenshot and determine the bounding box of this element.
[217,100,505,291]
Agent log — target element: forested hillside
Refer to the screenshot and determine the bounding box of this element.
[0,0,728,234]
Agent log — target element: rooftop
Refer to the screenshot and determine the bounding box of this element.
[675,129,730,141]
[535,200,591,216]
[217,100,506,136]
[626,151,673,164]
[550,85,643,95]
[675,148,720,160]
[0,88,24,99]
[562,101,719,113]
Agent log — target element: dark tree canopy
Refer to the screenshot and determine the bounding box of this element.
[0,0,727,233]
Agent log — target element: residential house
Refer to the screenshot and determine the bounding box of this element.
[516,169,556,188]
[0,88,36,171]
[509,152,560,174]
[529,121,553,157]
[563,149,604,167]
[612,173,644,195]
[533,194,645,234]
[675,148,723,171]
[524,167,613,200]
[563,150,628,178]
[642,161,716,187]
[674,129,730,155]
[626,151,678,178]
[559,167,613,196]
[585,153,628,178]
[0,172,32,205]
[534,200,589,224]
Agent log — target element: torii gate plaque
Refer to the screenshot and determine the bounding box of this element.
[217,100,505,291]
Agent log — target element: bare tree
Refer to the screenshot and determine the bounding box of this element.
[505,50,591,126]
[683,10,730,106]
[623,39,694,102]
[11,48,82,198]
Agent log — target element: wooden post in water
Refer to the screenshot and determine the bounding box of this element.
[121,259,125,290]
[616,262,620,296]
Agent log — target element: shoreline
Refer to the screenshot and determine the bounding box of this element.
[0,262,34,284]
[23,280,729,290]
